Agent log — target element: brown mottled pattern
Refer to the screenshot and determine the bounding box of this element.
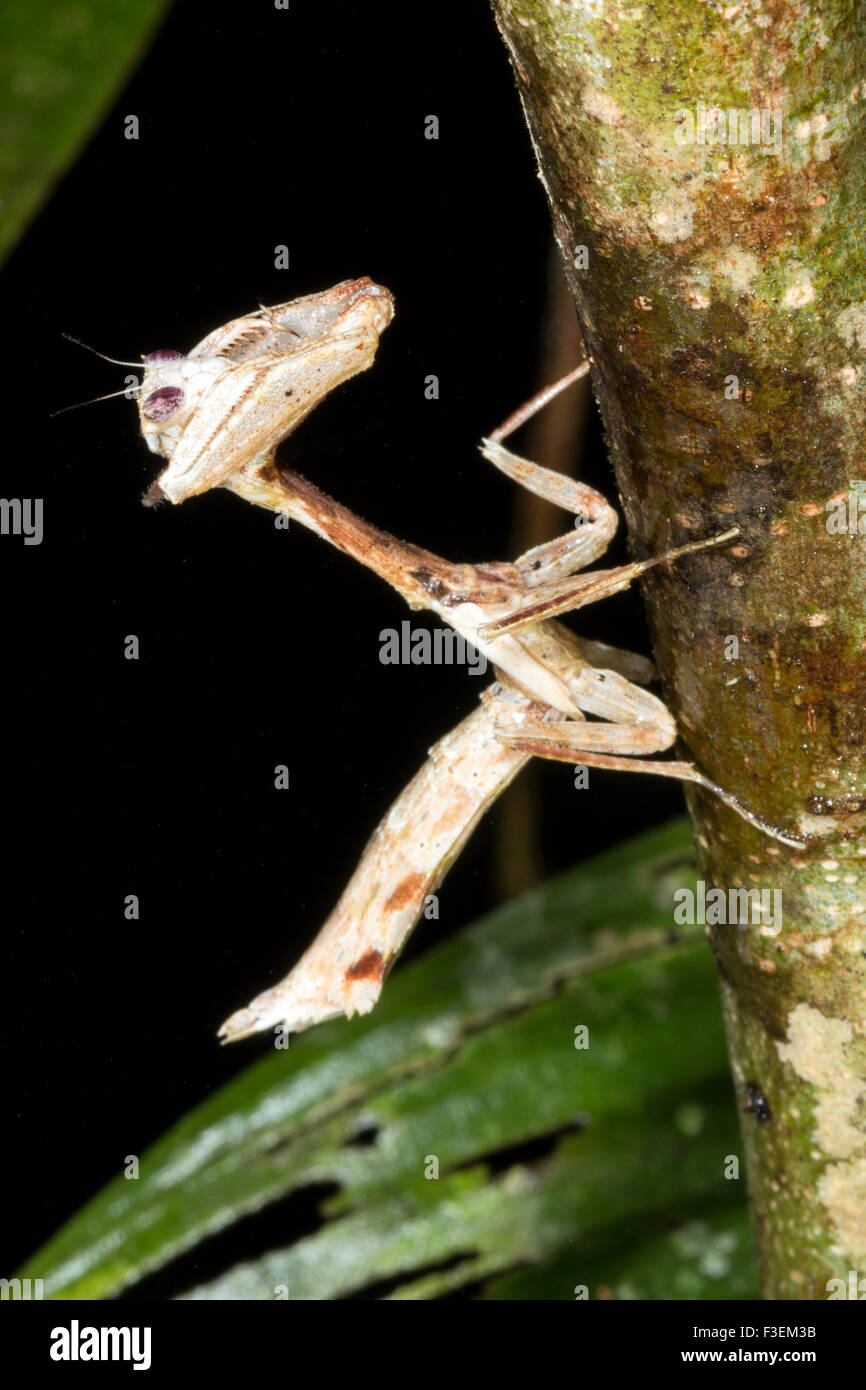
[384,872,427,913]
[344,949,385,983]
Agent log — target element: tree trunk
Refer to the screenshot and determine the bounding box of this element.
[489,0,866,1299]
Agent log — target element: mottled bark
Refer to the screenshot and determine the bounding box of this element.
[490,0,866,1298]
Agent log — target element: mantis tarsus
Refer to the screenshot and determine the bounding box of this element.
[126,278,804,1042]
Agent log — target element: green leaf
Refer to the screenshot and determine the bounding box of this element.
[19,819,757,1300]
[0,0,170,264]
[181,1090,747,1300]
[481,1206,759,1301]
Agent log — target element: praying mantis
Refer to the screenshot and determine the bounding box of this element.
[126,277,803,1042]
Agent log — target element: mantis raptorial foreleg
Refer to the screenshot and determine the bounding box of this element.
[480,431,738,639]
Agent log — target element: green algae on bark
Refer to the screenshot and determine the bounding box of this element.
[490,0,866,1298]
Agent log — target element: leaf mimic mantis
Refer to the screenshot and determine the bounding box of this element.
[123,277,804,1042]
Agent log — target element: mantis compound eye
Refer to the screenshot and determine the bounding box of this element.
[142,385,185,422]
[144,349,183,364]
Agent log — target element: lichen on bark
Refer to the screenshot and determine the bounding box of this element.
[490,0,866,1297]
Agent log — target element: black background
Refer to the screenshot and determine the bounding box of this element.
[3,0,682,1286]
